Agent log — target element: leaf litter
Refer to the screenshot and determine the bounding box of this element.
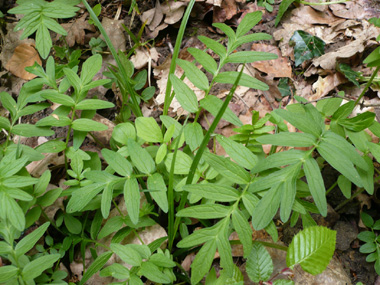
[1,0,380,283]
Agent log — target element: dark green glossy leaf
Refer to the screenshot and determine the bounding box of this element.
[291,30,325,66]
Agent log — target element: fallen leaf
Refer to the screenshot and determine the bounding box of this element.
[100,17,126,52]
[213,0,238,23]
[330,0,380,20]
[61,13,95,47]
[312,21,380,70]
[291,5,341,26]
[141,0,164,31]
[162,1,187,24]
[141,0,186,38]
[311,73,347,100]
[5,43,42,80]
[130,47,159,70]
[251,44,292,78]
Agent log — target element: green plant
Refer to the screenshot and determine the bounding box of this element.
[2,0,380,283]
[257,0,275,12]
[8,0,80,59]
[358,212,380,275]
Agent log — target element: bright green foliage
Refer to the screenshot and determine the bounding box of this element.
[3,1,380,284]
[8,0,80,58]
[246,242,273,282]
[170,10,277,114]
[357,212,380,275]
[287,226,336,275]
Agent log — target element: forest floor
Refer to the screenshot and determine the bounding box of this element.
[1,0,380,284]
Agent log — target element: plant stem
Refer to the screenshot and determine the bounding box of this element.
[170,67,245,249]
[355,66,380,106]
[163,0,195,116]
[325,181,338,195]
[168,116,189,251]
[82,0,142,117]
[334,187,365,212]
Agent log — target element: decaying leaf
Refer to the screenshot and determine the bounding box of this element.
[291,5,341,26]
[100,17,126,52]
[251,44,292,78]
[330,0,380,20]
[130,47,159,70]
[311,73,347,100]
[141,0,187,38]
[5,43,42,80]
[312,21,380,70]
[61,13,96,47]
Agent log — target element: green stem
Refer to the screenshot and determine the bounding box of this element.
[82,0,142,117]
[168,116,189,251]
[170,67,245,248]
[299,0,348,5]
[325,181,338,196]
[355,66,380,106]
[334,188,365,212]
[163,0,195,116]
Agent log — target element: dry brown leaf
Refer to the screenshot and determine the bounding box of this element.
[5,43,41,80]
[291,5,342,26]
[312,21,380,70]
[130,47,159,69]
[251,44,292,78]
[330,0,380,20]
[61,14,95,47]
[100,17,126,52]
[141,0,164,31]
[311,73,347,100]
[141,1,186,38]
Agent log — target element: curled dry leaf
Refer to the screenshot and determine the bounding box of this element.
[5,43,42,80]
[311,73,347,100]
[130,47,159,70]
[330,0,380,20]
[312,21,380,70]
[213,0,238,23]
[141,0,187,38]
[291,6,342,26]
[251,44,292,78]
[61,13,95,47]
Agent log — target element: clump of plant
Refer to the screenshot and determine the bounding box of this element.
[1,0,380,284]
[357,212,380,275]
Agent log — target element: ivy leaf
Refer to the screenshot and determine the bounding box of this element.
[278,78,292,97]
[291,30,325,66]
[246,242,273,282]
[286,226,336,275]
[337,63,360,87]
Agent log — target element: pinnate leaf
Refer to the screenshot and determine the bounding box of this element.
[246,242,273,282]
[287,226,336,275]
